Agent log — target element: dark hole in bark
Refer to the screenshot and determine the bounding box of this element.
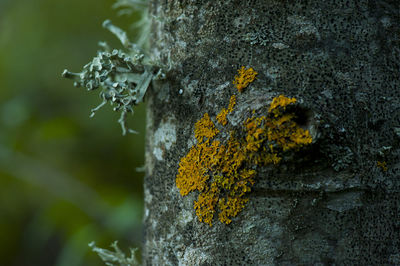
[289,105,314,131]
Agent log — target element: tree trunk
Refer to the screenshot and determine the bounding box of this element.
[143,1,400,264]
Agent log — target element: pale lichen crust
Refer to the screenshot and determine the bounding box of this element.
[176,90,312,226]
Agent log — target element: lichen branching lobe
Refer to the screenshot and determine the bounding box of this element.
[176,67,312,226]
[233,66,258,93]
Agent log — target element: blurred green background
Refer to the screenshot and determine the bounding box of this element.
[0,0,146,265]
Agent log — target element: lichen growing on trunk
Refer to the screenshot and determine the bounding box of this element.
[176,91,312,226]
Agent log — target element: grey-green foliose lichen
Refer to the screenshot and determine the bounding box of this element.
[63,2,167,135]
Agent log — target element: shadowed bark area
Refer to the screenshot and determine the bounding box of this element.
[143,1,400,264]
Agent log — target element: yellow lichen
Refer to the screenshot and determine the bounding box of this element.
[194,113,219,143]
[377,161,388,172]
[216,95,237,125]
[233,66,258,92]
[268,94,297,117]
[176,140,221,196]
[243,96,311,165]
[194,182,219,226]
[218,197,248,224]
[176,94,312,226]
[227,95,236,112]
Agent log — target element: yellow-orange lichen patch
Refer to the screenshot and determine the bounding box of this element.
[265,115,312,151]
[176,138,225,197]
[194,182,219,226]
[194,113,219,143]
[176,94,312,226]
[233,66,258,93]
[244,95,312,164]
[268,94,297,116]
[227,95,236,112]
[377,161,388,172]
[218,197,249,224]
[217,95,236,126]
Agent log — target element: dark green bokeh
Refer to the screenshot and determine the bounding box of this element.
[0,0,145,265]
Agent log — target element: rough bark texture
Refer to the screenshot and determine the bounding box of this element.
[143,1,400,265]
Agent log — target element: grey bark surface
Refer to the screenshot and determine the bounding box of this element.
[143,1,400,265]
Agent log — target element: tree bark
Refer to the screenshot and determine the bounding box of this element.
[143,1,400,265]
